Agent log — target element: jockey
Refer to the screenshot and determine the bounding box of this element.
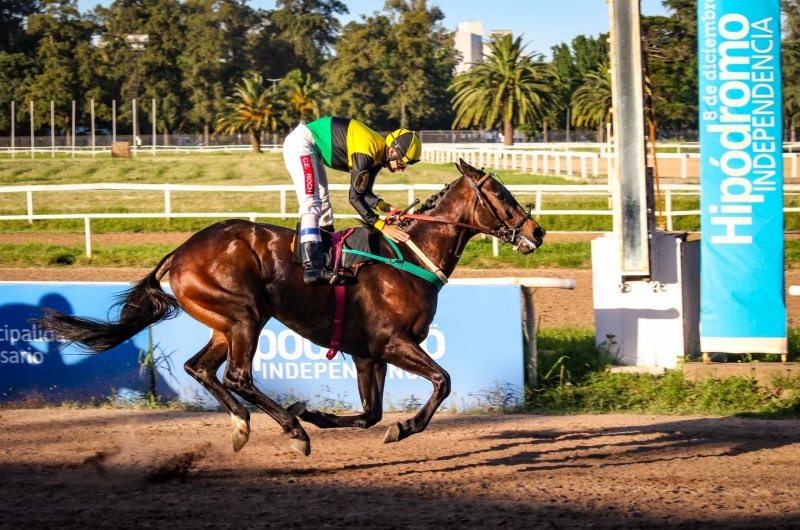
[283,116,422,285]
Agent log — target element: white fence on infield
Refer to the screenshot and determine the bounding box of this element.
[2,182,800,258]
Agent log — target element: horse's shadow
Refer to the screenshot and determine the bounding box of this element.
[0,294,177,403]
[332,415,800,476]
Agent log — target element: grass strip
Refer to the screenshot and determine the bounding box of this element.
[531,328,800,417]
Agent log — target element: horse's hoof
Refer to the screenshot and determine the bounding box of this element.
[230,415,250,452]
[287,402,307,417]
[290,437,311,456]
[382,422,403,444]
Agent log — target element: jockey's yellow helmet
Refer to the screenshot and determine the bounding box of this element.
[385,129,422,166]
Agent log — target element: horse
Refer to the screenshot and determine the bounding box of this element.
[34,159,546,456]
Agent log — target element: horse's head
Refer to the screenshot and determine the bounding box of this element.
[455,158,546,254]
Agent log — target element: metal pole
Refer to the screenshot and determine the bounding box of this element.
[50,100,54,158]
[522,287,538,390]
[112,100,116,143]
[84,217,92,257]
[152,98,156,156]
[10,101,14,159]
[26,191,33,225]
[91,98,95,157]
[132,98,137,157]
[71,101,75,158]
[30,100,34,159]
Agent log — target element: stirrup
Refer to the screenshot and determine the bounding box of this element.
[329,273,357,286]
[304,268,336,285]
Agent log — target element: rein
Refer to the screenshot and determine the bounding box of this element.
[393,174,534,245]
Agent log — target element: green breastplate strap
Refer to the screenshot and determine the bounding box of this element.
[342,235,445,292]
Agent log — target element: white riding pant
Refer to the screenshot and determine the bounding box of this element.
[283,122,334,243]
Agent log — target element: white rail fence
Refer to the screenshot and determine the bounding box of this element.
[2,183,800,258]
[420,145,800,180]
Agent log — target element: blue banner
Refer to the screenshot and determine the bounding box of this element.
[699,0,786,353]
[0,283,524,410]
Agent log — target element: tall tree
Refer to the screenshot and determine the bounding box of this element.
[550,33,608,131]
[23,0,100,136]
[382,0,458,129]
[180,0,255,142]
[571,65,611,142]
[451,34,560,146]
[280,69,326,124]
[325,15,394,127]
[271,0,348,74]
[216,74,281,153]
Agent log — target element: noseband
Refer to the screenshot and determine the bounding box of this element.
[463,173,534,245]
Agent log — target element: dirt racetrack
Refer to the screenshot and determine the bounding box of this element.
[2,409,800,529]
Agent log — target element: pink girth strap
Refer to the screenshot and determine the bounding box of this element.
[326,228,354,360]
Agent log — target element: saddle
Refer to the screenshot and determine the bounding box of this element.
[291,225,384,279]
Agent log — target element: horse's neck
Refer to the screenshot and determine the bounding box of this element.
[405,184,477,277]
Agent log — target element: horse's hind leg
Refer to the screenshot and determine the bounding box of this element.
[222,321,312,456]
[184,331,252,452]
[380,333,451,444]
[289,356,386,429]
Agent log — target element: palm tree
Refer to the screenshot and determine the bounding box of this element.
[216,74,280,153]
[280,69,326,125]
[571,66,612,143]
[450,33,560,146]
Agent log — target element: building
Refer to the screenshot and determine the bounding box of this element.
[454,21,483,74]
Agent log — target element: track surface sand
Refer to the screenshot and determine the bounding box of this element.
[2,409,800,529]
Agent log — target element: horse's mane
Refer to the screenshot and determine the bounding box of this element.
[399,177,461,229]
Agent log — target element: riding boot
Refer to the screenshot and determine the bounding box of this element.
[301,241,336,285]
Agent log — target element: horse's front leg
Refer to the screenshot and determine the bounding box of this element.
[380,333,451,443]
[288,356,386,429]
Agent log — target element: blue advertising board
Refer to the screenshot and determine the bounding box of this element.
[698,0,787,353]
[0,282,524,410]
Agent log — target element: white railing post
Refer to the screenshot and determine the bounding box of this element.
[543,153,549,174]
[555,153,561,175]
[593,154,599,177]
[532,153,538,174]
[566,153,573,176]
[581,155,587,179]
[535,190,542,220]
[666,190,673,231]
[521,152,527,172]
[280,189,287,219]
[407,188,415,209]
[84,217,92,257]
[503,151,508,170]
[164,189,171,220]
[492,236,499,257]
[681,154,689,179]
[26,191,33,225]
[794,154,798,179]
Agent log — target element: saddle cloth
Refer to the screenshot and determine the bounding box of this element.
[291,225,384,270]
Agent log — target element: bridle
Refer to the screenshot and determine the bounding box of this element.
[392,173,539,249]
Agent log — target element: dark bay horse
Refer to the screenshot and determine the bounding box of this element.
[35,159,546,456]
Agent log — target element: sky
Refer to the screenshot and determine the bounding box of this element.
[77,0,672,58]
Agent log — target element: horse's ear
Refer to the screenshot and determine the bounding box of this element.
[457,158,487,181]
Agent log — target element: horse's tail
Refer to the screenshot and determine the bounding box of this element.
[33,252,180,353]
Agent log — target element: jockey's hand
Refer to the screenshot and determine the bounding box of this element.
[386,208,404,224]
[381,223,410,243]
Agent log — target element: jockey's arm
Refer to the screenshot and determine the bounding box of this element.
[348,155,393,227]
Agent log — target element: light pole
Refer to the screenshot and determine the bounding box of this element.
[126,34,148,155]
[267,78,282,94]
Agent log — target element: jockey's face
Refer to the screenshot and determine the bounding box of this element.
[386,148,407,173]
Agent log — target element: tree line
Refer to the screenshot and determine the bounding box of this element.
[3,0,800,146]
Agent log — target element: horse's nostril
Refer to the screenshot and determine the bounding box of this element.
[533,227,546,239]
